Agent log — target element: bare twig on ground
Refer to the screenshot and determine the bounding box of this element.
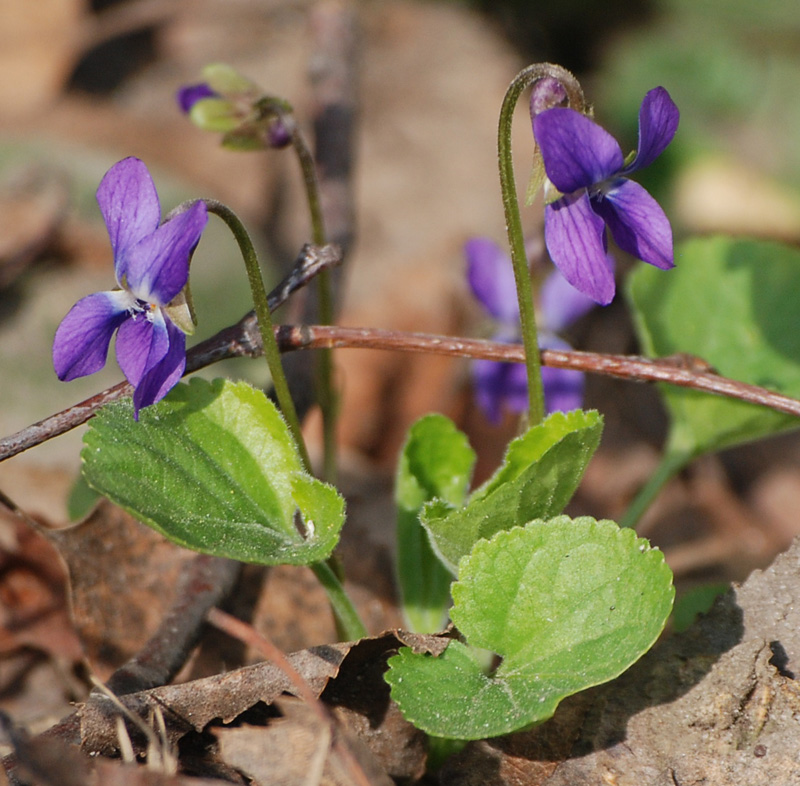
[104,556,241,696]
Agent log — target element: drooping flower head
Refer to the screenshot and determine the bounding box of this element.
[53,157,208,418]
[176,63,293,150]
[532,87,679,305]
[465,237,592,423]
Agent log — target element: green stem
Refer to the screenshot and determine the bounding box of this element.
[204,199,312,472]
[311,560,368,641]
[619,448,690,529]
[497,63,586,426]
[206,199,365,638]
[291,130,338,483]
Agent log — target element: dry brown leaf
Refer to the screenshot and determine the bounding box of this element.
[216,697,393,786]
[47,500,197,679]
[0,509,81,662]
[77,631,446,770]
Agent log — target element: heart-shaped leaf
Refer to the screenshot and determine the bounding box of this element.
[386,517,673,739]
[82,378,344,565]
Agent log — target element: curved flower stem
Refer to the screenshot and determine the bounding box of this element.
[203,200,364,639]
[291,130,338,484]
[203,199,313,472]
[497,63,586,425]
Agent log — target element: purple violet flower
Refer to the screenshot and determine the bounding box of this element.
[466,237,593,423]
[52,157,208,418]
[532,87,679,305]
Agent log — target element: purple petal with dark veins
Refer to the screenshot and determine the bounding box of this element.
[539,268,596,333]
[544,192,616,305]
[472,354,528,424]
[539,333,584,415]
[176,83,219,114]
[52,290,132,381]
[96,158,161,279]
[534,108,624,194]
[465,237,519,325]
[115,309,170,388]
[132,319,186,418]
[593,179,674,270]
[624,87,680,174]
[122,200,208,304]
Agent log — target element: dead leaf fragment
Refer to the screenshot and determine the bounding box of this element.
[48,500,197,678]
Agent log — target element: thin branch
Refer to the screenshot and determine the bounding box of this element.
[275,326,800,418]
[104,556,241,696]
[3,320,800,464]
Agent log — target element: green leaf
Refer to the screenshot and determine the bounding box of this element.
[395,415,476,632]
[81,378,344,565]
[386,517,674,740]
[628,237,800,460]
[672,582,729,633]
[421,410,603,573]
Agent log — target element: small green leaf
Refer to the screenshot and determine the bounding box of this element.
[628,236,800,461]
[81,379,344,565]
[386,517,674,740]
[421,410,603,573]
[395,415,476,632]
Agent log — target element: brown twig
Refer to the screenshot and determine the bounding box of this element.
[3,320,800,463]
[0,306,800,461]
[274,325,800,419]
[104,556,241,696]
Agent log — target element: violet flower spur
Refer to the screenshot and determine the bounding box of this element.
[52,157,208,418]
[532,87,679,305]
[466,237,592,423]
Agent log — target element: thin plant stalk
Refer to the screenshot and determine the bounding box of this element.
[205,199,365,641]
[312,561,368,641]
[204,199,312,471]
[619,449,690,529]
[291,131,338,484]
[497,63,585,425]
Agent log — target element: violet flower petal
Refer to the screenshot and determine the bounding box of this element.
[539,268,597,334]
[593,179,674,270]
[534,108,624,194]
[116,309,170,388]
[465,237,520,325]
[176,83,218,114]
[122,200,208,303]
[624,87,680,173]
[52,290,132,381]
[132,319,186,417]
[96,158,161,276]
[545,191,616,305]
[539,333,584,415]
[473,355,528,424]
